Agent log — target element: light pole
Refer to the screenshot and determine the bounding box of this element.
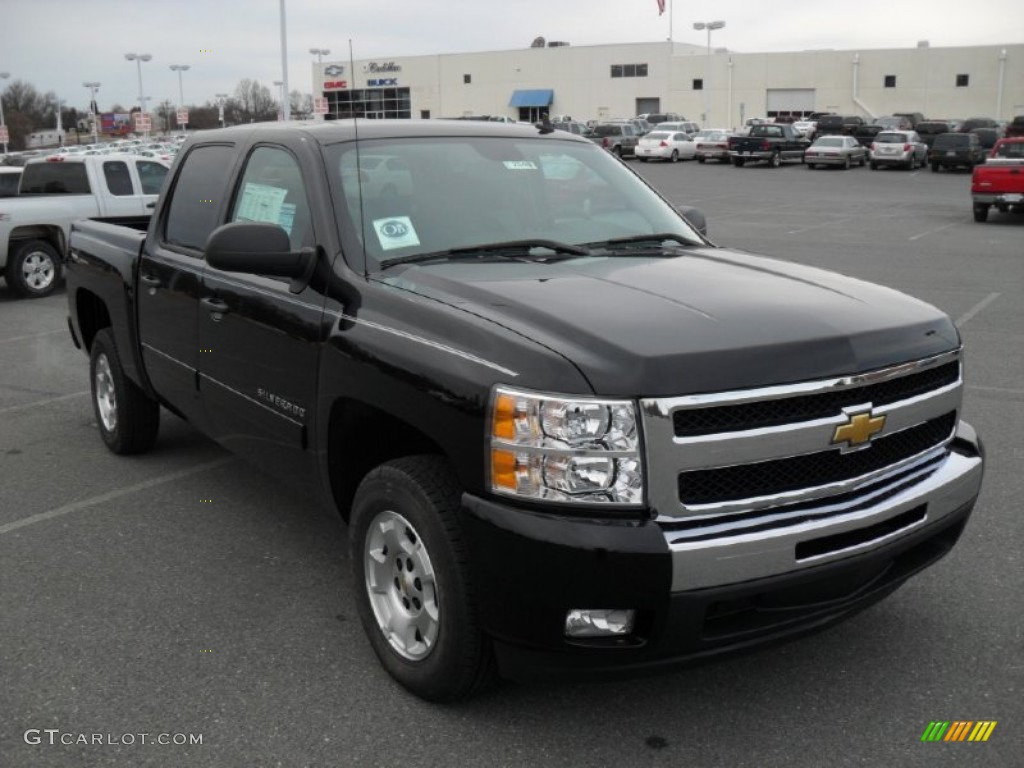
[279,0,290,120]
[216,93,228,128]
[83,81,101,144]
[309,47,330,63]
[273,80,285,120]
[124,52,152,135]
[693,20,725,127]
[0,71,9,154]
[169,64,190,133]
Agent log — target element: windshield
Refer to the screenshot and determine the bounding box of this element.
[875,133,908,144]
[326,136,701,272]
[813,138,844,147]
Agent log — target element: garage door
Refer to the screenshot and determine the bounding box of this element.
[766,89,816,116]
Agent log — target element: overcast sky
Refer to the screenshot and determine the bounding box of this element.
[3,0,1022,111]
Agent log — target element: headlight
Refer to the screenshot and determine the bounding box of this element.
[489,386,644,506]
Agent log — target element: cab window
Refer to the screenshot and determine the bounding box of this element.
[228,146,312,251]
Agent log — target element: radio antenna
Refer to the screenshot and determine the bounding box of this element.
[349,38,369,276]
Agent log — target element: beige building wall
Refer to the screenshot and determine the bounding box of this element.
[315,42,1024,127]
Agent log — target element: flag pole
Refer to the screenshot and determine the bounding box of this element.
[669,0,674,42]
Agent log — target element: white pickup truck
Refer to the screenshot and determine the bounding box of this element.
[0,154,169,297]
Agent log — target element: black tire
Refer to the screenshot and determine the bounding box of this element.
[931,163,939,173]
[669,149,679,163]
[732,157,745,167]
[973,202,990,223]
[870,161,878,170]
[638,157,648,162]
[769,151,781,168]
[350,455,494,702]
[697,155,706,164]
[611,145,622,157]
[860,155,867,167]
[843,156,851,170]
[89,329,160,455]
[6,239,62,298]
[807,163,816,170]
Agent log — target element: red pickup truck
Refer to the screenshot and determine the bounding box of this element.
[971,137,1024,222]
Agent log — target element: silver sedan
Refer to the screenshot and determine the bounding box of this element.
[805,136,867,169]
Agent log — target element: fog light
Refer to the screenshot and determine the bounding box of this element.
[564,609,636,638]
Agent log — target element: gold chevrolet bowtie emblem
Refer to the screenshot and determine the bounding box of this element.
[832,411,886,447]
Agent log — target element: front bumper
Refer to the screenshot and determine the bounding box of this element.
[457,421,983,679]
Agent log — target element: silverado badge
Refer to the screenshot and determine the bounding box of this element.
[832,410,886,449]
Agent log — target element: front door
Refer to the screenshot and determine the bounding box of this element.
[137,143,237,425]
[197,144,324,487]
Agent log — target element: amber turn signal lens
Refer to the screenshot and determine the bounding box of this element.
[491,449,517,490]
[492,393,517,440]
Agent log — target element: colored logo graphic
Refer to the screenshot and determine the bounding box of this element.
[921,721,997,742]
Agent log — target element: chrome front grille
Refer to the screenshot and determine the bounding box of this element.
[640,349,962,521]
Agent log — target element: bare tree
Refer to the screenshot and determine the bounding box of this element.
[289,90,313,119]
[233,79,276,123]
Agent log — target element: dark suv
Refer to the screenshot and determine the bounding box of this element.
[814,114,865,138]
[929,133,987,172]
[915,121,954,149]
[585,123,639,157]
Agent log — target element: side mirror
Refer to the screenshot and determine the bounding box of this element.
[675,205,708,237]
[205,222,316,293]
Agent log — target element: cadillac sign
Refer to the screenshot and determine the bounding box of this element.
[364,61,402,73]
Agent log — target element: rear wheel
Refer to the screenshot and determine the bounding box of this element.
[611,145,622,157]
[769,151,781,168]
[697,155,706,164]
[7,240,62,298]
[732,157,745,167]
[870,161,879,170]
[807,163,816,170]
[931,163,940,173]
[669,150,679,163]
[843,156,851,170]
[351,456,494,702]
[89,329,160,454]
[973,202,990,223]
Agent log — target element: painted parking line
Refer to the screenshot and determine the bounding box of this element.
[0,458,235,536]
[908,221,960,241]
[0,391,89,416]
[956,292,1001,327]
[966,385,1024,396]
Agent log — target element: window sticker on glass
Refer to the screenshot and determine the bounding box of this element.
[503,160,538,170]
[277,202,296,236]
[372,216,420,251]
[235,182,288,226]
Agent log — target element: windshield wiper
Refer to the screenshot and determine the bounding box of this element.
[379,239,591,270]
[583,232,701,253]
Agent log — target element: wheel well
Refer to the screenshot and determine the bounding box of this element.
[10,225,65,256]
[75,289,111,352]
[327,398,446,521]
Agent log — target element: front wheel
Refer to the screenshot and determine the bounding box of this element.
[351,456,494,702]
[89,329,160,454]
[6,239,62,298]
[973,202,990,223]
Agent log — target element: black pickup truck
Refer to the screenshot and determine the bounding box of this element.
[728,123,809,166]
[66,120,984,702]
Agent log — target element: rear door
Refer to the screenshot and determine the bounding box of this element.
[137,143,237,425]
[196,143,324,486]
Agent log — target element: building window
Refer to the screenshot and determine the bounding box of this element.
[956,74,969,87]
[610,63,648,79]
[463,74,471,84]
[692,78,704,90]
[884,75,896,88]
[420,110,430,119]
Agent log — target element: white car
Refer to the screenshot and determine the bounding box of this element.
[793,120,817,137]
[634,131,697,162]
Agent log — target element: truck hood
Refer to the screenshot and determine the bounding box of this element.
[378,247,960,396]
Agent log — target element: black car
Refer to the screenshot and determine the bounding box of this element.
[814,114,865,138]
[970,127,1001,150]
[959,117,998,133]
[929,133,987,172]
[851,124,884,148]
[914,121,954,149]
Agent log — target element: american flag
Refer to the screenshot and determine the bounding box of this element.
[656,0,666,14]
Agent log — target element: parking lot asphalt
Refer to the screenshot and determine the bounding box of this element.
[2,158,1021,768]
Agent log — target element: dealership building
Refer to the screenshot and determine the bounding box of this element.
[313,40,1023,127]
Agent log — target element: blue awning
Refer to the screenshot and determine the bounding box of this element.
[509,89,554,108]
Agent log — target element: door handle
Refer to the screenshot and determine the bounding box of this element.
[141,273,161,285]
[201,296,230,321]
